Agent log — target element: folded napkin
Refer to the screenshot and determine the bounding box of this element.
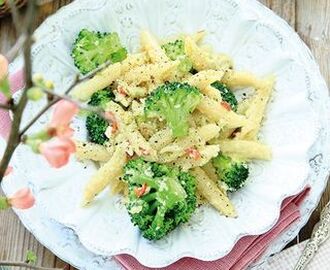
[115,187,310,270]
[266,237,330,270]
[1,69,311,270]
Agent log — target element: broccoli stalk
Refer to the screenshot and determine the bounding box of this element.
[161,39,193,74]
[123,158,197,240]
[212,153,249,192]
[86,89,114,145]
[211,81,238,112]
[145,82,202,138]
[71,29,127,75]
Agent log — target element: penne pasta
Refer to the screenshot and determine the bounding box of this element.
[140,31,169,63]
[218,140,272,160]
[173,145,220,171]
[75,140,113,162]
[83,145,127,205]
[190,167,237,217]
[197,96,249,128]
[222,70,264,90]
[184,36,216,71]
[148,127,174,150]
[202,162,220,184]
[122,61,179,85]
[186,70,225,100]
[72,53,147,101]
[71,62,122,101]
[197,123,220,142]
[237,76,275,139]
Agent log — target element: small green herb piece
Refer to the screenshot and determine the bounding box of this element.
[26,250,37,265]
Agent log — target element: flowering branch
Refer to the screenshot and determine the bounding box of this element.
[0,0,38,181]
[0,0,37,180]
[0,1,114,269]
[19,59,113,136]
[42,88,106,118]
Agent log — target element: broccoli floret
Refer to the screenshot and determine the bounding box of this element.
[86,89,114,145]
[71,29,127,74]
[161,39,193,74]
[212,153,249,192]
[88,88,115,107]
[123,158,197,240]
[161,39,185,61]
[144,82,202,138]
[211,81,238,112]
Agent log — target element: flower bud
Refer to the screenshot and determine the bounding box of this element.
[7,188,35,209]
[27,87,44,101]
[32,73,43,83]
[45,80,54,90]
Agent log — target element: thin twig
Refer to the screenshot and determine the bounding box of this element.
[0,0,38,182]
[5,34,27,62]
[0,103,12,110]
[42,88,106,117]
[0,261,62,270]
[7,0,22,34]
[19,60,114,136]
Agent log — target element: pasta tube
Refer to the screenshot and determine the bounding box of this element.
[218,140,272,160]
[83,146,127,205]
[75,140,113,162]
[190,167,237,217]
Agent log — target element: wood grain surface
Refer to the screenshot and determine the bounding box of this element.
[0,0,329,269]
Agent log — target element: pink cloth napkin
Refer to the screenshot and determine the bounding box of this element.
[115,187,310,270]
[0,69,25,139]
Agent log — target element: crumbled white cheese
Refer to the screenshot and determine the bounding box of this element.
[129,205,143,214]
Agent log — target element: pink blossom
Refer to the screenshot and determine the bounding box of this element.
[39,137,76,168]
[4,166,13,176]
[8,187,35,209]
[49,100,79,138]
[0,54,8,81]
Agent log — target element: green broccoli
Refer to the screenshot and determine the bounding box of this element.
[88,88,114,107]
[123,158,197,240]
[211,81,238,112]
[161,39,193,74]
[144,82,202,138]
[212,153,249,192]
[71,29,127,75]
[86,89,114,145]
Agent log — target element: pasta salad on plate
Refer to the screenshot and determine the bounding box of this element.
[71,29,273,240]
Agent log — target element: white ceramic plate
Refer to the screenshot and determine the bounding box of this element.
[2,0,330,268]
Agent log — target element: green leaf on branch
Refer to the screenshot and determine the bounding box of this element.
[0,0,4,6]
[0,196,9,210]
[0,78,11,99]
[26,250,37,264]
